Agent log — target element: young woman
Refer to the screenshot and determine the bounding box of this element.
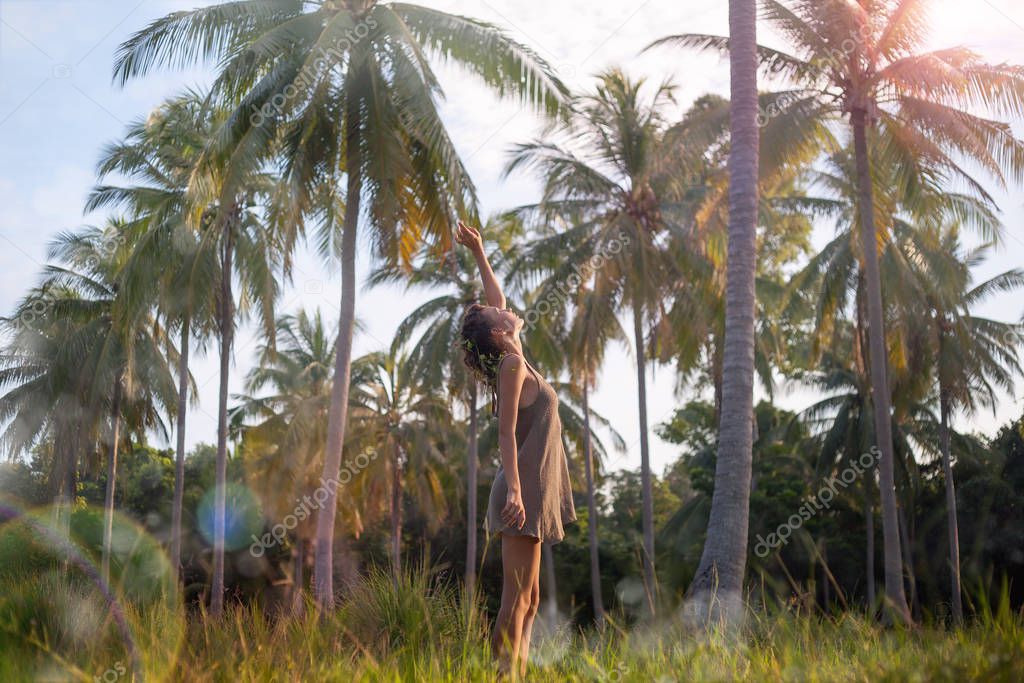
[454,220,577,677]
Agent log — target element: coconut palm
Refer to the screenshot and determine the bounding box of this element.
[87,91,221,577]
[2,224,177,582]
[347,347,451,579]
[231,310,346,610]
[564,285,623,629]
[114,0,568,607]
[656,0,1024,623]
[1,285,104,513]
[903,226,1024,623]
[674,0,759,622]
[785,137,1003,611]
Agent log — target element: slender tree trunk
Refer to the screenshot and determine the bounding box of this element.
[390,447,403,579]
[170,317,190,577]
[938,378,963,624]
[102,378,123,584]
[851,110,911,624]
[631,304,656,616]
[542,542,557,623]
[686,0,758,625]
[856,276,877,615]
[211,218,234,617]
[864,476,876,615]
[581,377,605,629]
[466,383,479,597]
[821,541,830,610]
[314,82,363,609]
[898,501,918,617]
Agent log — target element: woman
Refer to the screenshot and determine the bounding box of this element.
[455,219,577,677]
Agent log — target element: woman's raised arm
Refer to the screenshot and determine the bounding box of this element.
[455,220,506,309]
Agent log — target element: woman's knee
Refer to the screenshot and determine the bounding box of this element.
[527,583,540,617]
[513,590,533,619]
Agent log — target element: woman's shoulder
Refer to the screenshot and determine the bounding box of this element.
[497,352,525,376]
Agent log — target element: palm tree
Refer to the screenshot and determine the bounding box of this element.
[347,347,450,578]
[657,0,1024,623]
[1,290,103,515]
[87,91,221,577]
[506,71,690,615]
[905,226,1024,623]
[114,0,568,607]
[231,310,339,611]
[1,225,177,582]
[46,227,178,582]
[565,285,623,629]
[785,138,1002,611]
[678,0,759,623]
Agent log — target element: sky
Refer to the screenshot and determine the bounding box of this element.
[1,0,1023,478]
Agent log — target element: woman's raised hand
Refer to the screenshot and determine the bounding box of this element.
[455,220,483,253]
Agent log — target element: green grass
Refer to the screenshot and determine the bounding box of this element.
[3,559,1023,682]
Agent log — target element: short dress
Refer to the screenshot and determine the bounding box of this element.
[485,355,577,544]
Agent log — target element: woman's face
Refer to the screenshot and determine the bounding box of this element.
[484,305,523,337]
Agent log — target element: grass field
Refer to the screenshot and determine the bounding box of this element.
[3,562,1023,682]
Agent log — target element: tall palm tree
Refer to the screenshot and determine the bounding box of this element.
[565,285,623,628]
[347,347,450,578]
[785,138,1002,611]
[2,225,177,581]
[231,310,341,610]
[904,226,1024,623]
[1,290,104,514]
[680,0,760,623]
[506,71,689,615]
[114,0,568,607]
[45,227,177,582]
[657,0,1024,623]
[87,91,221,577]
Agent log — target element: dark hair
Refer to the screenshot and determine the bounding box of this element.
[459,303,508,414]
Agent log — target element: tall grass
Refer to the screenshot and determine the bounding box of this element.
[2,554,1023,681]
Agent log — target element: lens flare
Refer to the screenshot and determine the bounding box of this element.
[0,500,185,681]
[197,483,263,552]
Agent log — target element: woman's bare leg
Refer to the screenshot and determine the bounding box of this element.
[517,569,541,676]
[491,534,541,676]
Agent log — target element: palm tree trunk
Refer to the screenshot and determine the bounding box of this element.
[851,109,911,624]
[581,377,605,629]
[631,303,656,616]
[102,378,123,584]
[292,538,306,616]
[466,382,479,597]
[898,501,918,617]
[938,382,963,624]
[856,276,877,615]
[687,0,758,625]
[864,476,876,615]
[543,542,557,623]
[170,317,190,577]
[314,82,363,609]
[211,218,234,617]
[390,447,403,579]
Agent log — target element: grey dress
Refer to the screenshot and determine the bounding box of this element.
[486,355,577,544]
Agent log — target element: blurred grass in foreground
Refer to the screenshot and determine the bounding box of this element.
[2,554,1023,682]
